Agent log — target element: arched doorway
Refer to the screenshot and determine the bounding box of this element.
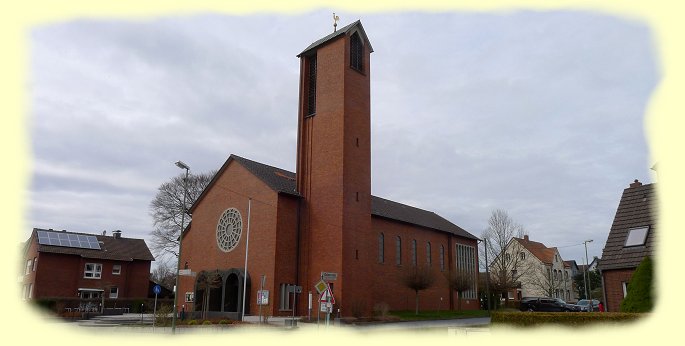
[193,268,250,319]
[224,273,239,312]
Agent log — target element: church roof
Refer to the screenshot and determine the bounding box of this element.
[598,181,656,271]
[297,20,374,57]
[205,154,477,240]
[371,196,479,240]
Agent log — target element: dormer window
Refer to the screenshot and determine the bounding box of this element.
[625,226,649,247]
[350,32,363,71]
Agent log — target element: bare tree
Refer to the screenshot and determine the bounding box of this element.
[150,260,176,289]
[402,265,435,315]
[195,270,223,320]
[523,264,567,298]
[149,170,216,261]
[446,270,474,311]
[480,209,528,306]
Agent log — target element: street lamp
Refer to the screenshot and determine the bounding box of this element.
[583,239,593,311]
[171,160,190,334]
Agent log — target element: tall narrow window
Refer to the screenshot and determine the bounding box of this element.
[396,236,402,265]
[378,233,384,263]
[307,55,317,116]
[411,240,417,266]
[456,244,477,299]
[426,242,431,265]
[280,283,293,311]
[350,32,363,71]
[440,245,445,271]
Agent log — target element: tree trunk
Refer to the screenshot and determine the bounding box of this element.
[415,291,419,315]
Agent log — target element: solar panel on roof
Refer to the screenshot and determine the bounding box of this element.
[36,230,101,250]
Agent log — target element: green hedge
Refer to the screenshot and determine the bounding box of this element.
[491,311,646,327]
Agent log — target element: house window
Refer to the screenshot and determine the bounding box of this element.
[622,281,629,298]
[185,292,194,303]
[456,244,477,299]
[440,245,445,271]
[519,252,525,261]
[411,240,417,266]
[396,236,402,265]
[28,283,33,299]
[426,242,431,265]
[279,283,293,311]
[624,226,649,247]
[350,32,363,71]
[112,265,121,275]
[306,55,317,116]
[33,257,37,272]
[84,263,102,279]
[378,233,384,263]
[109,287,118,299]
[25,259,32,275]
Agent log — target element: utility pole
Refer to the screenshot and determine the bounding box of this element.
[584,239,594,311]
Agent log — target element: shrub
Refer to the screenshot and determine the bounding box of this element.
[372,302,389,318]
[202,320,213,325]
[620,256,653,313]
[491,311,645,327]
[218,319,231,324]
[186,319,198,325]
[154,304,173,326]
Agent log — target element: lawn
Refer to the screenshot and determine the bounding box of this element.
[389,309,490,321]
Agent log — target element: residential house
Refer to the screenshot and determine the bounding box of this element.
[598,179,656,312]
[491,235,576,303]
[21,228,155,312]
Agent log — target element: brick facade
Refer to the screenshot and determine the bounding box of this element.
[601,268,634,312]
[21,229,153,309]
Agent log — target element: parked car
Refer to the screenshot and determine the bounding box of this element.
[574,299,600,312]
[519,297,580,312]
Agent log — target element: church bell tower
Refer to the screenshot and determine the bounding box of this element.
[295,20,374,311]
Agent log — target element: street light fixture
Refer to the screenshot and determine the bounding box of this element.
[171,160,190,334]
[583,239,593,311]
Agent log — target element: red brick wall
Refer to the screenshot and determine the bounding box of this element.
[178,161,284,315]
[28,251,149,300]
[602,268,634,312]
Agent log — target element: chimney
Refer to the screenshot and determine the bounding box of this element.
[629,179,643,188]
[524,235,529,241]
[113,230,122,239]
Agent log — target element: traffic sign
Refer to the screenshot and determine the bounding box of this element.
[319,288,336,304]
[257,290,269,305]
[153,284,161,295]
[314,280,328,294]
[321,272,338,281]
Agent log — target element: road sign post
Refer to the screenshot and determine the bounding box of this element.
[152,284,161,331]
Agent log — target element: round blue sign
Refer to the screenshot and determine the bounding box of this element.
[153,284,161,295]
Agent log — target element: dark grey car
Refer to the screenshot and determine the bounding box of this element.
[519,297,579,312]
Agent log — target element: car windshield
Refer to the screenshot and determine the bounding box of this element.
[577,300,590,306]
[554,298,567,304]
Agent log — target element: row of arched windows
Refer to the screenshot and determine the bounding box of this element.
[378,233,446,271]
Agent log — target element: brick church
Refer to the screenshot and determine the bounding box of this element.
[177,20,480,319]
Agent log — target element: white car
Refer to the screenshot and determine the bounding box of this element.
[574,299,599,312]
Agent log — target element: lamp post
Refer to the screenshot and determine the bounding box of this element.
[583,239,593,311]
[171,160,190,334]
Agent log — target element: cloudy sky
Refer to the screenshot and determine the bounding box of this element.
[26,9,659,266]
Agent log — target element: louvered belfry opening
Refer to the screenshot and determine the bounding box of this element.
[307,54,317,116]
[350,32,363,71]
